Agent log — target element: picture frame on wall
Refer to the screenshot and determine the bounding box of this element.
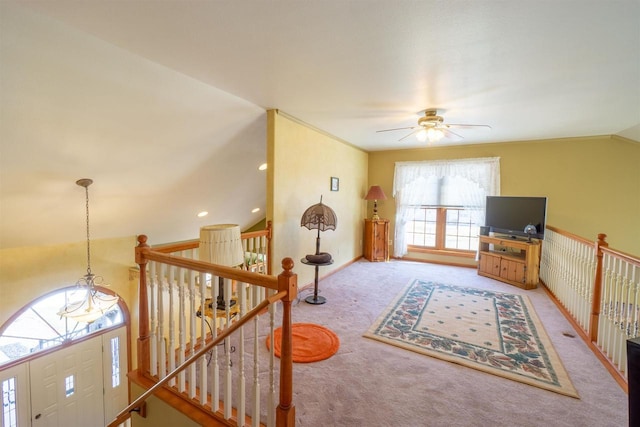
[330,177,339,192]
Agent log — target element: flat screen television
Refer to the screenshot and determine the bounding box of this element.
[485,196,547,240]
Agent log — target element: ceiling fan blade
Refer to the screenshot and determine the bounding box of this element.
[442,127,464,140]
[398,128,421,141]
[376,126,417,133]
[445,124,492,130]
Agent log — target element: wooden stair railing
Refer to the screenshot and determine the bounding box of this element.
[107,289,290,427]
[540,225,640,392]
[123,224,296,427]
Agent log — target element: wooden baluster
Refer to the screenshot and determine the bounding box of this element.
[135,235,151,375]
[268,294,276,427]
[158,263,168,379]
[188,269,197,399]
[149,261,158,376]
[599,253,613,351]
[223,277,232,419]
[632,266,640,339]
[177,265,186,392]
[252,284,261,427]
[590,233,608,342]
[237,280,247,426]
[276,258,296,427]
[212,273,220,413]
[199,271,208,405]
[168,264,176,387]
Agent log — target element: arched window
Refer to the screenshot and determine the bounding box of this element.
[0,286,124,366]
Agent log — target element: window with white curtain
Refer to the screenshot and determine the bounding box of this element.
[393,157,500,257]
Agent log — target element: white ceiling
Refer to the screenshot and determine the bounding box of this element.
[1,1,639,250]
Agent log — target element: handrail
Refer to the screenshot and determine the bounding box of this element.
[545,224,594,246]
[141,249,279,290]
[132,226,296,427]
[150,224,271,254]
[108,290,287,427]
[540,225,639,390]
[602,246,640,267]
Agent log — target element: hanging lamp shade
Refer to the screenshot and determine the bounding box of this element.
[58,286,119,323]
[300,196,337,232]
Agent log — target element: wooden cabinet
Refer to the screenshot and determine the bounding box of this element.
[364,219,389,262]
[477,235,541,289]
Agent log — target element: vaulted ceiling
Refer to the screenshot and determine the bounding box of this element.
[1,1,638,250]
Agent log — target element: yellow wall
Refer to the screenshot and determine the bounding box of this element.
[0,237,140,362]
[131,383,200,427]
[268,110,369,287]
[369,135,640,257]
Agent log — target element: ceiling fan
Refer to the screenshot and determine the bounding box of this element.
[376,109,491,143]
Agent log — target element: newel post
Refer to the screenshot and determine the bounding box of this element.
[276,257,297,427]
[135,235,151,375]
[589,233,608,343]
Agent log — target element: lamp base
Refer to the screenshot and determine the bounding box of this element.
[371,214,380,220]
[305,295,326,305]
[216,298,237,311]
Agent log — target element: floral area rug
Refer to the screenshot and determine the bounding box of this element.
[364,280,579,398]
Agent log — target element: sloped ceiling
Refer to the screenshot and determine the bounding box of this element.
[1,1,638,250]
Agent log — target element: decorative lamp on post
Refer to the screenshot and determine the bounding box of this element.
[364,185,387,220]
[58,178,119,324]
[199,224,245,310]
[300,196,337,258]
[300,196,337,304]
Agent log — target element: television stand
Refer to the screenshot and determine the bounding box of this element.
[477,235,541,290]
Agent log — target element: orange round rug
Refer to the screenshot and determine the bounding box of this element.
[266,323,340,363]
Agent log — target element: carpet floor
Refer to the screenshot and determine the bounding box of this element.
[364,280,578,398]
[284,259,627,427]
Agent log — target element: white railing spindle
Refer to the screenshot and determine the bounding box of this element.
[177,265,186,392]
[199,271,208,405]
[157,263,166,380]
[168,264,176,387]
[149,261,158,377]
[131,227,288,427]
[188,269,197,399]
[237,281,247,426]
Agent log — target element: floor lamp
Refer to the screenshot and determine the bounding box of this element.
[199,224,245,310]
[301,196,337,304]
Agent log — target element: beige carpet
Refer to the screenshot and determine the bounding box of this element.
[364,279,579,398]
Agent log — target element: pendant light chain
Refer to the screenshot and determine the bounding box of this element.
[85,183,92,277]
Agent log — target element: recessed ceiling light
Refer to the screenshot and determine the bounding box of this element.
[197,211,208,217]
[251,208,260,213]
[258,163,267,171]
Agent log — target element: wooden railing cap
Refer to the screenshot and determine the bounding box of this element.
[137,234,149,247]
[281,257,294,274]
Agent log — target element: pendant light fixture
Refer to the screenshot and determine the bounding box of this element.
[58,178,119,323]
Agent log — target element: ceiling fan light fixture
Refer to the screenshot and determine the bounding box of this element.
[376,108,489,143]
[427,127,444,142]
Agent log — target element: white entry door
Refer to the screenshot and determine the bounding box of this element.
[29,336,104,427]
[102,327,128,425]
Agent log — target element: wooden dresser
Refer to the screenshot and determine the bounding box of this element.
[364,219,389,262]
